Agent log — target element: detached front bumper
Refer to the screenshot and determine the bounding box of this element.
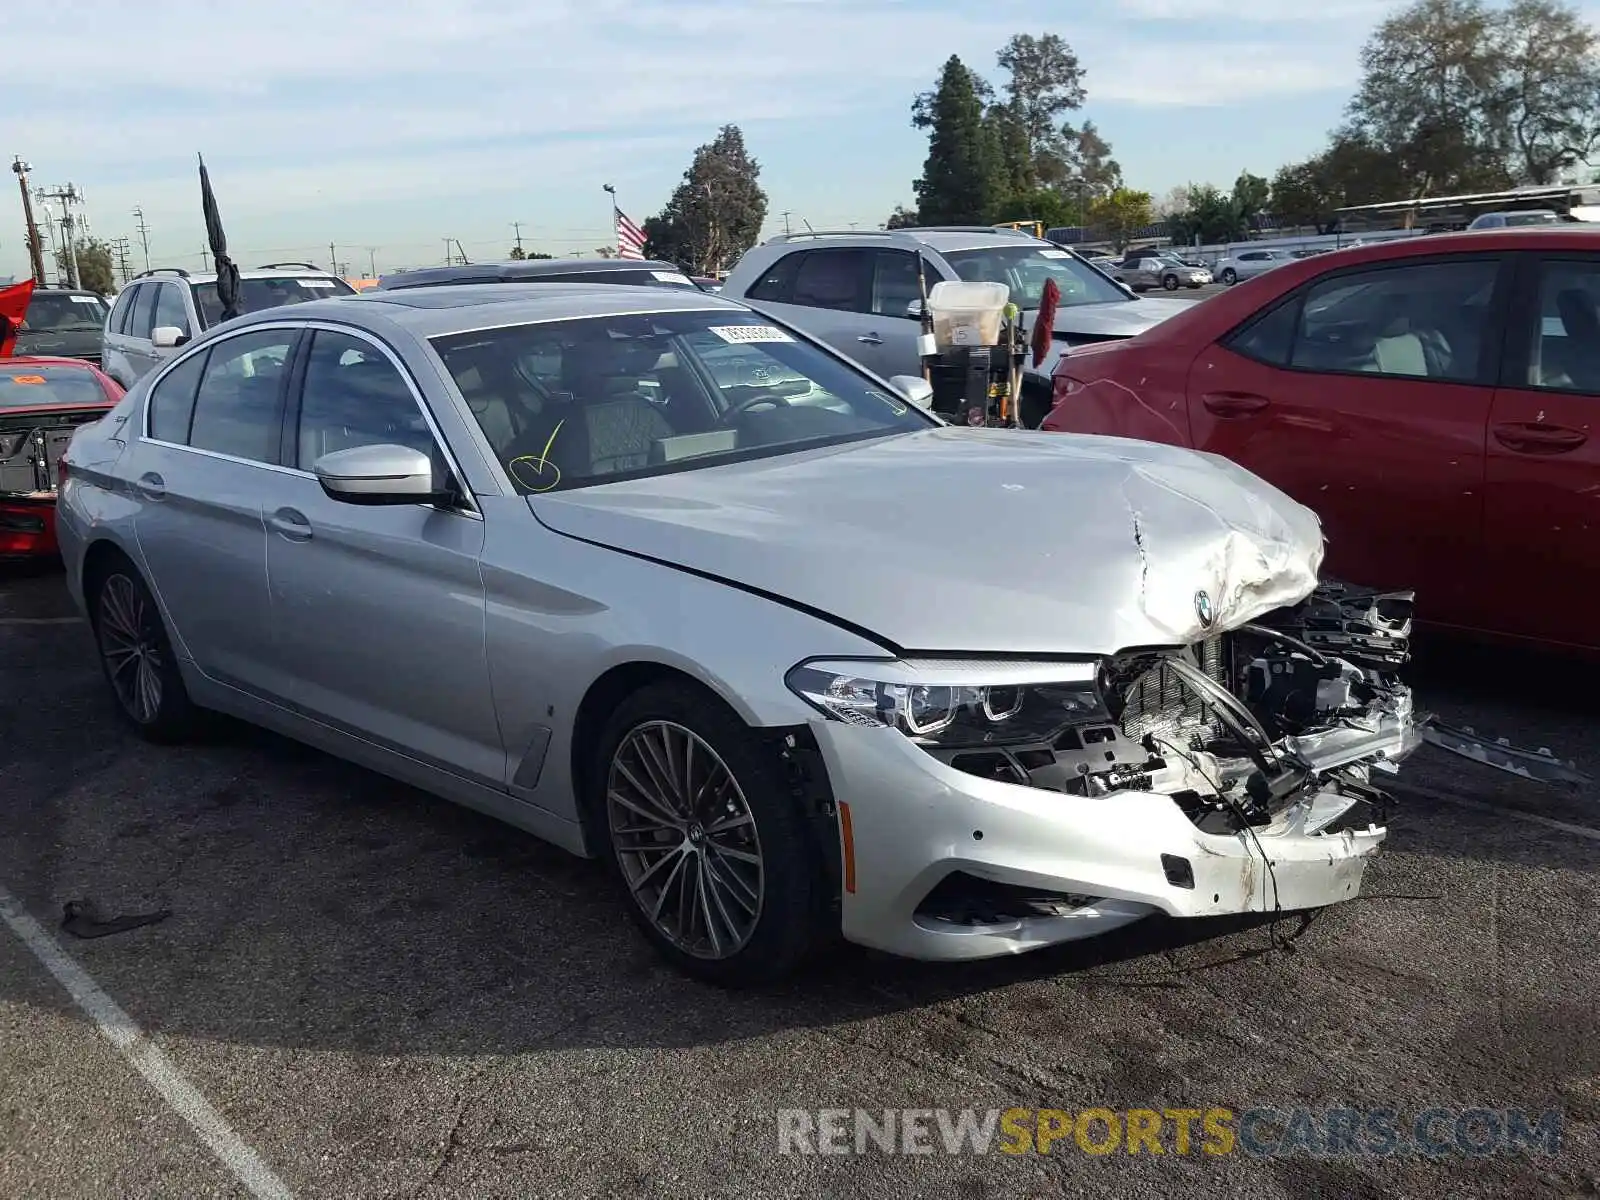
[816,723,1394,961]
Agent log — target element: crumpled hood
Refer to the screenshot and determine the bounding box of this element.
[531,428,1325,656]
[1055,296,1196,339]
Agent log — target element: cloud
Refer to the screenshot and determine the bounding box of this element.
[6,0,1394,277]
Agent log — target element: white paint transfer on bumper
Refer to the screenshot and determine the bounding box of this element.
[814,722,1387,962]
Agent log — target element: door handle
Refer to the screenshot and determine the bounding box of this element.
[134,472,165,500]
[857,332,884,346]
[1491,422,1587,453]
[1201,392,1270,417]
[268,508,313,541]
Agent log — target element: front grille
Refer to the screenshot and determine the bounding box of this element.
[1119,635,1227,746]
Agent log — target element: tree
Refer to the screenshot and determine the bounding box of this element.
[1493,0,1600,183]
[1061,121,1122,203]
[1088,188,1152,251]
[912,56,1005,225]
[1153,185,1191,219]
[1232,171,1272,224]
[994,33,1086,188]
[989,186,1078,229]
[642,125,768,275]
[593,246,616,258]
[1268,162,1334,232]
[55,239,115,294]
[508,246,527,260]
[884,204,921,229]
[1168,183,1249,245]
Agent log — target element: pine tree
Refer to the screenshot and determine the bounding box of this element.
[913,57,1004,225]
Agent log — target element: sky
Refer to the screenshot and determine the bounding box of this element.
[5,0,1419,280]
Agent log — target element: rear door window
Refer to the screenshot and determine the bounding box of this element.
[745,251,807,303]
[130,285,160,340]
[788,249,875,313]
[1288,259,1499,382]
[108,286,139,335]
[186,329,299,463]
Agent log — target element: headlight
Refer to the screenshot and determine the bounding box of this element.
[785,658,1109,749]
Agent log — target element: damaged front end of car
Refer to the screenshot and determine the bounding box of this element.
[793,581,1426,960]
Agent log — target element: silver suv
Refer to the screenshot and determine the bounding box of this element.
[720,227,1194,427]
[102,264,356,387]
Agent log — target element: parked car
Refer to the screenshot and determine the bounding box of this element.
[1042,225,1600,651]
[56,282,1419,983]
[1,355,123,557]
[13,288,112,365]
[1213,248,1296,285]
[102,264,357,388]
[721,227,1195,427]
[1466,209,1561,230]
[1112,249,1213,291]
[376,259,699,291]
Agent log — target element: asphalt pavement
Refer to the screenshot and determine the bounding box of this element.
[1,561,1596,1199]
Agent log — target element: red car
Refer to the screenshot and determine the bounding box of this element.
[1042,227,1600,653]
[0,356,125,558]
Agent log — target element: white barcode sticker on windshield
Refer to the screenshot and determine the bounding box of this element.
[708,324,793,344]
[652,271,694,285]
[297,279,338,288]
[1037,249,1070,259]
[69,294,102,303]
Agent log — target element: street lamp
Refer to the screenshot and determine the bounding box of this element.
[602,183,618,255]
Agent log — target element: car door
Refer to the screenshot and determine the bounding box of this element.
[1187,254,1507,626]
[742,248,885,368]
[124,326,294,692]
[120,284,161,382]
[864,248,939,378]
[101,284,142,386]
[147,281,194,371]
[263,324,502,786]
[1481,253,1600,648]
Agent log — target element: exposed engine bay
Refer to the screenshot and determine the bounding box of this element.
[932,582,1419,835]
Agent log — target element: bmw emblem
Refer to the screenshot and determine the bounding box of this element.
[1194,590,1215,629]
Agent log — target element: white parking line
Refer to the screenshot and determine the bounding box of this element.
[0,885,295,1200]
[1398,783,1600,841]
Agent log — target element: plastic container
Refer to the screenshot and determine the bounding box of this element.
[927,280,1009,348]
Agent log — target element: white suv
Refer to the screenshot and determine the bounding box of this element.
[101,263,356,387]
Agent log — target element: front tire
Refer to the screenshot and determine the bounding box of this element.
[90,563,198,742]
[593,681,824,986]
[1221,268,1238,286]
[1163,274,1179,291]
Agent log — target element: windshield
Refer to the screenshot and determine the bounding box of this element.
[941,245,1128,308]
[20,292,108,333]
[430,309,934,494]
[0,364,110,408]
[193,275,355,326]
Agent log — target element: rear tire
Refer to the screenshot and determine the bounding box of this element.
[89,561,198,742]
[1221,268,1238,286]
[1163,274,1179,291]
[591,681,824,987]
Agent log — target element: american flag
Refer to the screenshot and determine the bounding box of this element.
[615,208,647,260]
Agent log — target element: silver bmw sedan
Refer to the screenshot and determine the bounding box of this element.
[55,283,1420,985]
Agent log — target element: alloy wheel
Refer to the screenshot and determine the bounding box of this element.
[97,574,163,724]
[606,720,764,960]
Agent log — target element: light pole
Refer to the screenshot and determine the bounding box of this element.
[11,158,46,285]
[602,183,618,255]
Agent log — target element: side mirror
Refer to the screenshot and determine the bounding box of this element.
[151,325,190,349]
[904,299,927,321]
[888,375,935,409]
[313,443,451,506]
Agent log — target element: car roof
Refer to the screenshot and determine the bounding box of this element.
[756,227,1048,256]
[377,258,686,289]
[127,268,345,286]
[29,287,106,297]
[223,282,742,339]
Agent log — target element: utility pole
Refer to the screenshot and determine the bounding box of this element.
[365,247,377,276]
[780,210,793,237]
[110,236,133,284]
[511,221,525,254]
[11,158,46,285]
[37,183,85,287]
[132,206,151,271]
[443,238,453,266]
[328,242,337,273]
[451,238,469,265]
